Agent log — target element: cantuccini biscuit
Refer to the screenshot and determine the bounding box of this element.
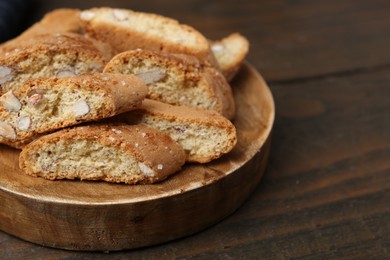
[118,99,237,163]
[19,124,186,184]
[211,33,249,81]
[79,7,218,66]
[0,73,148,148]
[0,33,107,95]
[103,49,235,119]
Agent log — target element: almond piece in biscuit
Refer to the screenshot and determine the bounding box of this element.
[19,124,186,184]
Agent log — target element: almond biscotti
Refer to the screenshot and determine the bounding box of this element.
[211,33,249,81]
[0,73,148,148]
[118,99,237,163]
[79,7,217,65]
[103,49,235,119]
[19,124,186,184]
[0,33,107,95]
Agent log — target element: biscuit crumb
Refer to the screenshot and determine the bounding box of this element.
[0,121,16,139]
[0,66,14,85]
[27,93,43,105]
[211,44,225,52]
[56,68,75,78]
[112,9,130,21]
[112,128,122,134]
[138,162,155,177]
[80,11,96,21]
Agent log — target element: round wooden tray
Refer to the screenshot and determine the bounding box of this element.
[0,63,274,251]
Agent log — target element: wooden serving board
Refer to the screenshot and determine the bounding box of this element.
[0,63,274,251]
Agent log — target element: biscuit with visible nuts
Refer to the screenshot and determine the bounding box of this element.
[19,124,186,184]
[0,33,107,95]
[117,99,237,163]
[104,49,235,119]
[211,33,249,81]
[79,7,218,66]
[0,73,148,148]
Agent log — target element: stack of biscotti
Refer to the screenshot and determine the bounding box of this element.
[0,7,249,184]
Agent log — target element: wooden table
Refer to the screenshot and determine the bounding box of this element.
[2,0,389,258]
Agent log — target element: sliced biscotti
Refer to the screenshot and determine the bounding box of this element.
[0,73,148,148]
[104,49,235,119]
[79,7,217,65]
[19,124,186,184]
[118,99,237,163]
[211,33,249,81]
[0,33,107,95]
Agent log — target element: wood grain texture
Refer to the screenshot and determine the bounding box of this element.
[1,0,390,258]
[15,0,390,82]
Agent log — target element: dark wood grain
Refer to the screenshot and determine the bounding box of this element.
[19,0,390,82]
[1,0,390,258]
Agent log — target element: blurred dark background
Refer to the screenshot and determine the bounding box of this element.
[3,0,390,84]
[0,0,34,42]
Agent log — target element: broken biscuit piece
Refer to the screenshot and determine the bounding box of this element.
[211,33,249,81]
